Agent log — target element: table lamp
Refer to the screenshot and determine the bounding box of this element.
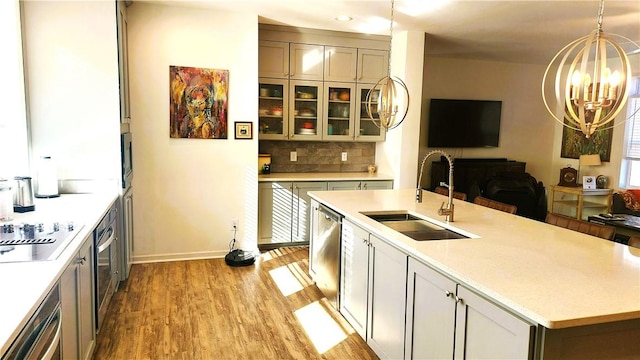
[579,154,601,186]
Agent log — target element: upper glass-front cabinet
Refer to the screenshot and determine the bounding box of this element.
[355,84,385,142]
[258,78,288,140]
[323,83,355,141]
[290,81,323,140]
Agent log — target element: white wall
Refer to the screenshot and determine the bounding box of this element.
[22,1,121,189]
[128,3,258,261]
[0,0,29,179]
[419,56,556,188]
[376,30,425,189]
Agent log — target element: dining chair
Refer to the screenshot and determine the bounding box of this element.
[545,212,616,241]
[434,186,468,201]
[473,196,518,214]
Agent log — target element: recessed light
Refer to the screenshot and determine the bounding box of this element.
[335,15,353,22]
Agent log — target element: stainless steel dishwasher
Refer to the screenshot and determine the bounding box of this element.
[314,204,342,309]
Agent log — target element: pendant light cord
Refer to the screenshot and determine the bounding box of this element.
[387,0,395,78]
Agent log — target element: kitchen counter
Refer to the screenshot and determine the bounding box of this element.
[258,172,394,182]
[308,188,640,329]
[0,191,118,355]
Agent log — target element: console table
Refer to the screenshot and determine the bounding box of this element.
[549,185,612,220]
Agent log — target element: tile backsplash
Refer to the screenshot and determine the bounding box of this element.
[259,141,375,173]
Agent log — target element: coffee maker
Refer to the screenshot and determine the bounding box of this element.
[13,176,35,213]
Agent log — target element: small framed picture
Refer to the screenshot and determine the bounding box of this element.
[583,176,596,190]
[235,122,253,140]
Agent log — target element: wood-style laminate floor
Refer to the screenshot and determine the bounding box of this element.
[93,247,378,360]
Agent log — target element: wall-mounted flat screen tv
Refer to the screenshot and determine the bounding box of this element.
[427,99,502,148]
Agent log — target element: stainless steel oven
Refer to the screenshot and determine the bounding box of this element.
[94,205,118,332]
[2,284,62,360]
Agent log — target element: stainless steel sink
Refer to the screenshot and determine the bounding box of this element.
[362,211,469,241]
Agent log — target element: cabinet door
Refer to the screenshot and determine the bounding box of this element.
[122,188,133,280]
[340,219,370,339]
[357,49,389,84]
[290,81,323,140]
[116,1,130,124]
[405,258,457,360]
[259,78,289,140]
[323,82,355,140]
[292,181,327,243]
[60,258,80,360]
[355,84,385,141]
[78,239,95,360]
[454,285,535,360]
[258,182,293,245]
[327,181,362,191]
[324,46,357,82]
[367,234,407,360]
[361,180,393,190]
[289,43,324,80]
[259,40,289,78]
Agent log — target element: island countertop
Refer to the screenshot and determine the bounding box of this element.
[308,188,640,329]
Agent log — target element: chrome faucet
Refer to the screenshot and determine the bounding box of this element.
[416,150,455,222]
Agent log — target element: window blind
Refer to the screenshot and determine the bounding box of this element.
[625,77,640,159]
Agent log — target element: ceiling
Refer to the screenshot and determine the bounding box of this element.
[146,0,640,65]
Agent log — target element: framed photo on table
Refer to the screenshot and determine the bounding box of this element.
[234,122,253,139]
[583,176,596,190]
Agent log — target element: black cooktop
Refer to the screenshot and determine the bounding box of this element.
[0,221,83,263]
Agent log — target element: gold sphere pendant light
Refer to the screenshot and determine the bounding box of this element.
[542,0,638,138]
[366,0,410,131]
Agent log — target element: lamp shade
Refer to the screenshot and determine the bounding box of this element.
[579,154,602,166]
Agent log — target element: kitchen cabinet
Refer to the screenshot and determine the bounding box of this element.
[120,186,134,281]
[339,218,370,338]
[61,235,95,360]
[327,180,393,191]
[357,49,389,84]
[405,257,535,360]
[258,78,289,140]
[549,185,612,220]
[258,181,327,248]
[340,219,408,359]
[323,82,355,140]
[290,81,324,140]
[116,0,130,127]
[258,40,290,78]
[258,38,389,142]
[355,84,385,141]
[290,43,324,80]
[324,46,357,82]
[258,41,324,81]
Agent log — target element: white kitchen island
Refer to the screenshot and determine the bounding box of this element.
[308,188,640,359]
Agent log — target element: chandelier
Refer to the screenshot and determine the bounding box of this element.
[366,0,410,131]
[542,0,637,138]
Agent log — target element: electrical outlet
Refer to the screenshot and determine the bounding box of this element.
[290,151,297,162]
[341,152,348,161]
[231,218,238,230]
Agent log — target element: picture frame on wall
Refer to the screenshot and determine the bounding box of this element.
[235,122,253,140]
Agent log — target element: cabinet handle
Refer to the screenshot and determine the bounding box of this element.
[445,290,453,298]
[455,295,463,304]
[363,183,367,190]
[78,256,86,265]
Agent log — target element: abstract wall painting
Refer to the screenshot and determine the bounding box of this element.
[170,66,229,139]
